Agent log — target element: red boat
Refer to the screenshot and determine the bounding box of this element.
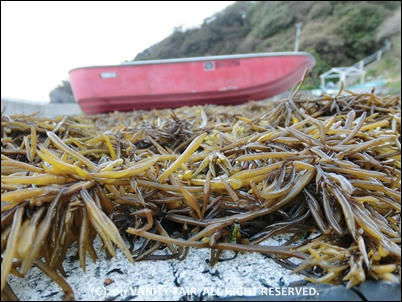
[69,52,315,114]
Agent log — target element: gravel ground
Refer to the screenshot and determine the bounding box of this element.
[8,235,306,301]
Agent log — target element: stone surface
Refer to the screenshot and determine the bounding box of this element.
[8,236,306,301]
[7,232,401,301]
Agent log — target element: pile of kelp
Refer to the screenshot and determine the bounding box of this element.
[1,90,401,300]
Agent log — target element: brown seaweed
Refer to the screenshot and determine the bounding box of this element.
[1,90,400,299]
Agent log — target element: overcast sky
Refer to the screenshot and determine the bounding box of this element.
[1,1,233,103]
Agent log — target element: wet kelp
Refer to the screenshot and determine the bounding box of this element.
[1,91,401,299]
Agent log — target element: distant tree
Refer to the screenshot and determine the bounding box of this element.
[49,80,76,103]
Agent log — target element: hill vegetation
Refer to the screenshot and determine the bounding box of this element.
[51,1,401,101]
[134,1,401,89]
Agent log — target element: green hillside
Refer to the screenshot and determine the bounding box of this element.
[50,1,401,102]
[133,1,401,89]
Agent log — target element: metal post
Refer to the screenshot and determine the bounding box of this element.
[377,50,383,61]
[385,39,391,51]
[358,61,365,84]
[294,23,302,52]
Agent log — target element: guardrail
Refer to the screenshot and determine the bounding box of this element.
[353,39,391,69]
[319,40,392,91]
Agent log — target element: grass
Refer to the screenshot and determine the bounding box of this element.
[364,35,401,94]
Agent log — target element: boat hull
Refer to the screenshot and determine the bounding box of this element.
[69,52,315,114]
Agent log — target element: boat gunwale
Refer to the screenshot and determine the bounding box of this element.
[69,52,315,73]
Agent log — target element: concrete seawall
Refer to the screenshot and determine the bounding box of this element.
[1,98,82,117]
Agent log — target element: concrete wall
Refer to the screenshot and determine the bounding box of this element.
[1,98,82,117]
